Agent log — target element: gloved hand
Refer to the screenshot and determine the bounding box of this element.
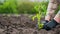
[43,19,59,31]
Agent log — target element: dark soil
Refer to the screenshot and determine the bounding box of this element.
[0,14,60,34]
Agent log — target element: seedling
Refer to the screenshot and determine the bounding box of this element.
[32,2,47,29]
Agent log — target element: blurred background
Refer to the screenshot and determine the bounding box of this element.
[0,0,49,14]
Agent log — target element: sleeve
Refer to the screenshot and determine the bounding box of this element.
[45,0,59,21]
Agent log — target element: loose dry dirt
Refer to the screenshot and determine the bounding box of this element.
[0,14,60,34]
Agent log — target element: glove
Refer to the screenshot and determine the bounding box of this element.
[43,19,59,31]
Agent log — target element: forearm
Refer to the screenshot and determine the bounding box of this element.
[45,0,58,21]
[54,11,60,23]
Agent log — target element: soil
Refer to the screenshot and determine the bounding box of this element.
[0,14,60,34]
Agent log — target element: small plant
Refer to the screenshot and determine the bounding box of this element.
[32,2,48,29]
[32,14,44,29]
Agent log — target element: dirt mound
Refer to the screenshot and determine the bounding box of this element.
[0,14,60,34]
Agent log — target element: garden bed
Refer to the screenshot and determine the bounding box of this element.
[0,14,60,34]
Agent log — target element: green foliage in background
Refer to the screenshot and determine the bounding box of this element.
[0,0,48,14]
[0,0,18,14]
[18,2,36,14]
